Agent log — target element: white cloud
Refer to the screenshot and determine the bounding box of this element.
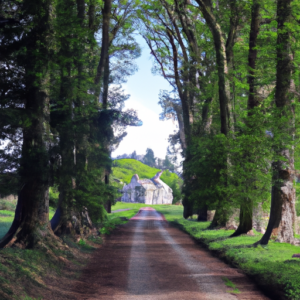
[112,97,177,159]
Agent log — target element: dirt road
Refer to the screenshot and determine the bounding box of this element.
[73,208,270,300]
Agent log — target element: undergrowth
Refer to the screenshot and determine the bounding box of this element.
[0,248,61,299]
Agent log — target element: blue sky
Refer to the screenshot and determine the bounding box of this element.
[112,36,178,159]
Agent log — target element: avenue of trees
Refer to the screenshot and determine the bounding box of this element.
[0,0,141,248]
[139,0,300,245]
[1,0,300,248]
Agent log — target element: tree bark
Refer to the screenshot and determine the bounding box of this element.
[53,129,75,234]
[102,55,110,109]
[104,173,111,213]
[0,0,51,248]
[232,0,261,237]
[248,0,261,111]
[95,0,111,85]
[197,205,208,222]
[231,199,253,237]
[210,207,229,228]
[260,0,296,245]
[195,0,231,136]
[53,0,86,235]
[195,0,238,228]
[172,103,187,149]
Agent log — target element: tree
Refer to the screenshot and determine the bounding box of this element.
[163,155,175,172]
[259,0,296,245]
[169,179,182,204]
[143,148,156,167]
[231,0,261,237]
[131,151,137,159]
[0,0,53,248]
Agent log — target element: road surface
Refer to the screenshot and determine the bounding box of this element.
[73,208,270,300]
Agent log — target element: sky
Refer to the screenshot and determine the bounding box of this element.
[112,36,177,160]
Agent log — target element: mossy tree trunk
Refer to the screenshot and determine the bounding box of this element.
[260,0,296,245]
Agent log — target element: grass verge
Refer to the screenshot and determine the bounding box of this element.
[0,234,100,299]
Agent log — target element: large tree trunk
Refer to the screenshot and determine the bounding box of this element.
[210,207,229,228]
[95,0,111,85]
[260,0,296,245]
[172,103,187,149]
[52,0,85,235]
[104,173,111,213]
[195,0,231,136]
[0,0,52,248]
[231,200,253,237]
[197,205,208,222]
[233,0,261,237]
[195,0,234,228]
[52,131,76,235]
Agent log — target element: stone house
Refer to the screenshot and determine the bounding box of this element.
[121,171,173,205]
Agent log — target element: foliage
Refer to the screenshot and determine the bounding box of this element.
[78,239,86,246]
[163,155,175,172]
[222,277,241,294]
[74,168,118,223]
[0,199,16,212]
[184,110,273,214]
[143,148,156,167]
[0,0,142,243]
[99,215,128,235]
[49,186,59,208]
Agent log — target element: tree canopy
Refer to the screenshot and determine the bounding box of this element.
[1,0,300,249]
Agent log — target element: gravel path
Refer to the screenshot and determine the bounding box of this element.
[72,208,271,300]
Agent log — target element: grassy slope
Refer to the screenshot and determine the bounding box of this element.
[112,158,181,187]
[0,233,98,300]
[111,202,300,300]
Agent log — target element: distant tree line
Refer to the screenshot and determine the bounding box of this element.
[114,148,177,172]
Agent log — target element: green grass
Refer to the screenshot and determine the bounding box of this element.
[0,234,92,299]
[111,202,183,221]
[103,202,183,236]
[111,202,300,300]
[112,158,182,187]
[0,210,14,217]
[222,277,241,294]
[174,218,300,300]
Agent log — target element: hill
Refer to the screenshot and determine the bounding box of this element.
[112,159,182,203]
